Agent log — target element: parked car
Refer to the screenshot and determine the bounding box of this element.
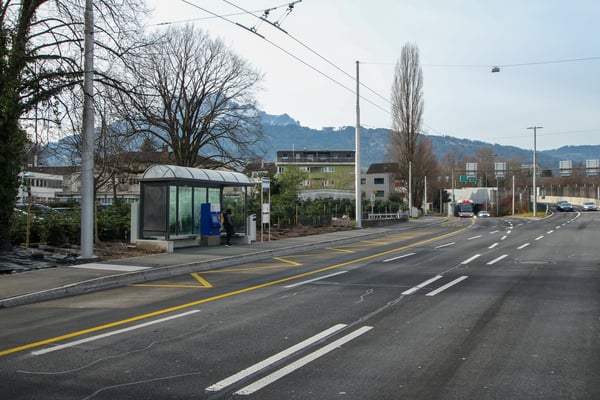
[556,200,574,212]
[15,203,57,219]
[477,210,490,218]
[582,201,597,211]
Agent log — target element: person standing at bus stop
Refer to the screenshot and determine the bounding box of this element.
[223,209,234,246]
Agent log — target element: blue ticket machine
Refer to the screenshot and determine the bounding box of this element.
[200,203,221,236]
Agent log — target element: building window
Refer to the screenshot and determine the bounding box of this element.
[322,166,334,173]
[360,178,366,184]
[278,166,285,174]
[375,190,385,197]
[374,177,385,184]
[300,166,310,173]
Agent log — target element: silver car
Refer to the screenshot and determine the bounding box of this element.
[582,201,597,211]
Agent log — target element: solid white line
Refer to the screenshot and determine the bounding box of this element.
[486,254,508,265]
[517,243,530,249]
[207,324,347,392]
[31,310,200,356]
[435,242,455,249]
[69,263,151,272]
[383,253,416,262]
[535,235,544,241]
[467,235,482,240]
[284,271,348,288]
[235,326,373,395]
[461,254,481,265]
[426,276,469,296]
[488,243,499,249]
[401,275,444,295]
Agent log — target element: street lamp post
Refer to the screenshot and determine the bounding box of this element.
[355,61,361,228]
[527,126,543,217]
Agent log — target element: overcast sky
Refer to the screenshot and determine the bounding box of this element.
[145,0,600,151]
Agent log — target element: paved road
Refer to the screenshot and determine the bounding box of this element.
[0,213,598,399]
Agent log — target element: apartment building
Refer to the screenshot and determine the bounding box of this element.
[276,149,356,200]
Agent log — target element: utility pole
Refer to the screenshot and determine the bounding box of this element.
[408,161,412,217]
[527,126,542,217]
[355,61,362,228]
[79,0,97,260]
[424,175,427,216]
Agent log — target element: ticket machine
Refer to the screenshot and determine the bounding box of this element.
[200,203,221,244]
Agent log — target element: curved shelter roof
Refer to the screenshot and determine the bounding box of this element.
[141,165,254,186]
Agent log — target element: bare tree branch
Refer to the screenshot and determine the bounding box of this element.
[119,25,265,169]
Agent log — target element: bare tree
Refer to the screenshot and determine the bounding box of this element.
[0,0,147,246]
[119,25,265,169]
[389,43,426,209]
[411,138,439,208]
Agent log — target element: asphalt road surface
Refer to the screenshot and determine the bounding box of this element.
[1,213,598,399]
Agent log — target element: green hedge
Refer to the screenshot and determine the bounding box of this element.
[10,202,131,247]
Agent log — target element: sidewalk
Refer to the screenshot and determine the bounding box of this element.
[0,217,447,308]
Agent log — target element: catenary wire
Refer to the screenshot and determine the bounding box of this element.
[219,0,443,136]
[221,0,390,106]
[181,0,395,121]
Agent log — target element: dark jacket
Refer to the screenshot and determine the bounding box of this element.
[223,212,234,234]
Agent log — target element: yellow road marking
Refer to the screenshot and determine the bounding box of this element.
[360,240,389,245]
[202,265,292,273]
[325,247,355,253]
[129,273,213,289]
[191,273,213,288]
[273,257,302,266]
[0,221,473,357]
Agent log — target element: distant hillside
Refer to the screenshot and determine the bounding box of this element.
[261,116,599,169]
[38,112,599,170]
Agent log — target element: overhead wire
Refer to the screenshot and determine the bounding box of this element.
[222,0,391,107]
[219,0,448,135]
[181,0,394,119]
[180,1,356,97]
[167,2,598,140]
[180,0,445,135]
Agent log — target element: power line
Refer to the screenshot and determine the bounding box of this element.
[180,1,443,136]
[218,0,446,136]
[150,11,254,27]
[181,0,392,119]
[224,0,391,106]
[221,0,392,109]
[496,56,600,68]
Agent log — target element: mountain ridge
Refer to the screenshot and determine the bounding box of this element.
[261,114,599,170]
[39,112,599,170]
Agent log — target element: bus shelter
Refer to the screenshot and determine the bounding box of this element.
[138,165,254,247]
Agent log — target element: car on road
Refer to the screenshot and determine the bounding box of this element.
[582,201,597,211]
[477,210,490,218]
[556,200,574,212]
